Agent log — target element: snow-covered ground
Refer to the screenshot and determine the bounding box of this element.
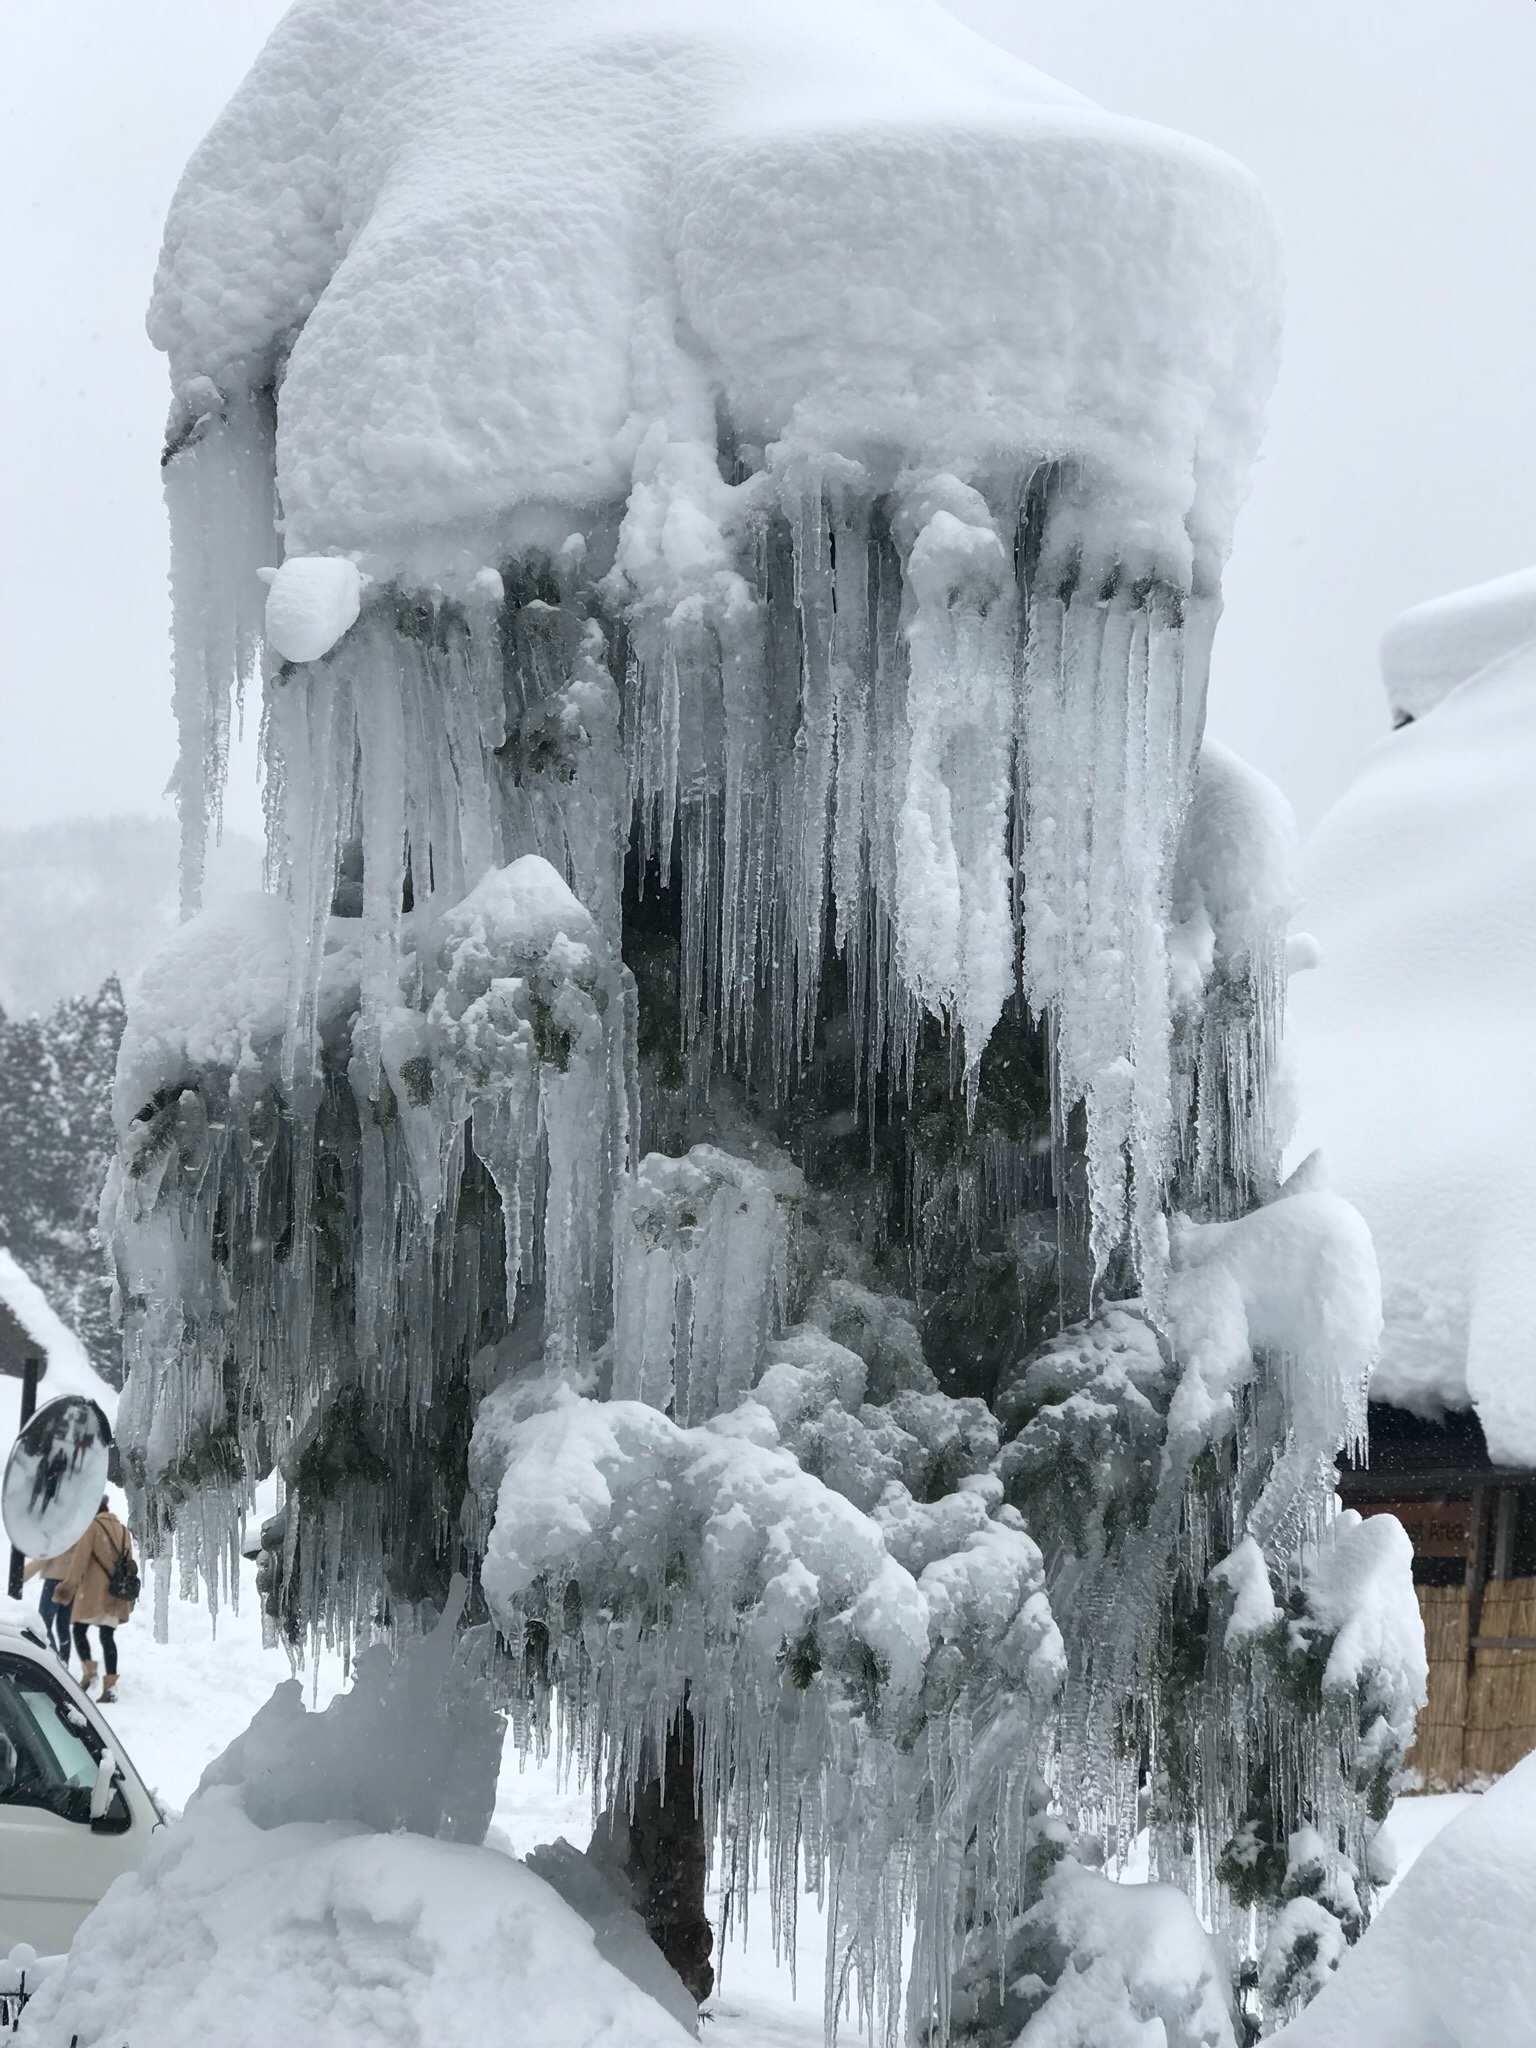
[1372,1789,1479,1898]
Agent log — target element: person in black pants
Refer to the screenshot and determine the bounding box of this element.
[55,1497,137,1702]
[71,1620,115,1683]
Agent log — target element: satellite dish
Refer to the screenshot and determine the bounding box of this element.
[2,1396,114,1558]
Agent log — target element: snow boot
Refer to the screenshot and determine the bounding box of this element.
[99,1673,119,1705]
[78,1659,99,1696]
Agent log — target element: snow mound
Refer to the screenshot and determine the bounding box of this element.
[1288,626,1536,1455]
[1165,1188,1379,1479]
[1380,564,1536,724]
[434,853,598,975]
[150,0,1278,574]
[1169,738,1298,1214]
[260,553,363,663]
[15,1787,693,2048]
[526,1837,699,2036]
[1272,1747,1536,2048]
[1172,738,1295,997]
[1017,1861,1238,2047]
[1302,1509,1425,1730]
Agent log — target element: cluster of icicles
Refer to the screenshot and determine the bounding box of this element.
[504,1556,1060,2046]
[165,392,1230,1256]
[110,389,1316,2038]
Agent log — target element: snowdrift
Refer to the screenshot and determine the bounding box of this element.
[0,1251,116,1416]
[14,1792,695,2048]
[1381,565,1536,726]
[1273,1748,1536,2048]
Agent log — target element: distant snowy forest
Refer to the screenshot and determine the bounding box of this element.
[0,974,123,1377]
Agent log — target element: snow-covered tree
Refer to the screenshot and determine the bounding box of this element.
[103,0,1423,2036]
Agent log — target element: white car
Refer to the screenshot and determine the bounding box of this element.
[0,1615,163,1953]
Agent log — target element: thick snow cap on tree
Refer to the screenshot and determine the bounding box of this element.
[149,0,1279,582]
[1288,585,1536,1460]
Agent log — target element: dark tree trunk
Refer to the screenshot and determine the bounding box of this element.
[625,1707,714,2005]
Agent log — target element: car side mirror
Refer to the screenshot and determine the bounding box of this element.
[90,1750,122,1823]
[0,1733,16,1797]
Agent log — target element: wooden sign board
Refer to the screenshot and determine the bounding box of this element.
[1358,1498,1472,1560]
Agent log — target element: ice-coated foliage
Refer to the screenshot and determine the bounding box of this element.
[102,851,628,1640]
[104,0,1414,2038]
[477,1363,1063,2036]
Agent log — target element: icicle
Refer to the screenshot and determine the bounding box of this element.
[785,488,837,1068]
[1018,493,1212,1288]
[829,501,872,961]
[349,622,407,1085]
[717,590,772,1068]
[162,378,278,918]
[611,1144,800,1422]
[268,664,351,1098]
[892,477,1018,1087]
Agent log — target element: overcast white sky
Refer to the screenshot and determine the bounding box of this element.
[3,0,1533,846]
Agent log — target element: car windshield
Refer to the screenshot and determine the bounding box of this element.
[0,1651,106,1825]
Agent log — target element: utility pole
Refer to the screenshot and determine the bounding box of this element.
[6,1355,42,1599]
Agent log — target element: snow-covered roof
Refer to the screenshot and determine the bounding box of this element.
[1381,564,1536,726]
[150,0,1280,587]
[0,1248,118,1415]
[1288,601,1536,1463]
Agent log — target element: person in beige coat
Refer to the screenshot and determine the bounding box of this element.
[21,1547,77,1664]
[54,1500,137,1702]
